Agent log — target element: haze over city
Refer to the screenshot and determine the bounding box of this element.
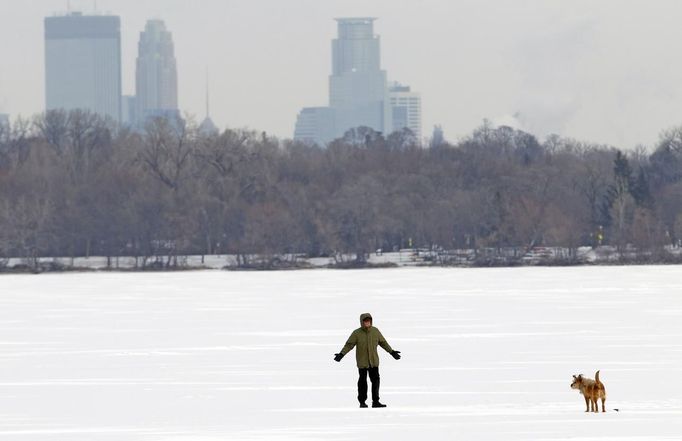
[3,0,682,147]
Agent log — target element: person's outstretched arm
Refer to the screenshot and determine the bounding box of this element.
[378,329,401,360]
[334,331,357,362]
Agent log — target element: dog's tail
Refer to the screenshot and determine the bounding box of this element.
[595,370,606,398]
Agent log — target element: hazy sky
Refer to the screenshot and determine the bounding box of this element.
[1,0,682,148]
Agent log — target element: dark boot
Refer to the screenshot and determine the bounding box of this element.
[372,401,387,408]
[359,402,368,408]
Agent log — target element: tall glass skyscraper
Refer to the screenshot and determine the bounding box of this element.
[135,19,179,124]
[329,17,389,136]
[294,17,392,146]
[44,13,122,122]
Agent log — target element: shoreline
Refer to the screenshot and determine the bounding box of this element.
[2,249,682,274]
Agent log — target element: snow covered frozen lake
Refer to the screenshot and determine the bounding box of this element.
[1,266,682,440]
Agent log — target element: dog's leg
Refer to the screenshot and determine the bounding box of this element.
[601,398,606,413]
[584,396,590,412]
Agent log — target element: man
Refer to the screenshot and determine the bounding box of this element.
[334,313,401,408]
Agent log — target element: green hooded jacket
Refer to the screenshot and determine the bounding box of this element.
[340,313,394,368]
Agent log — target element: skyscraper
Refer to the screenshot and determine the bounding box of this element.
[294,18,392,146]
[389,82,422,140]
[44,12,121,121]
[135,19,179,124]
[329,18,389,136]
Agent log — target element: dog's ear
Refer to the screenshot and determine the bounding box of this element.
[578,374,583,380]
[572,375,577,378]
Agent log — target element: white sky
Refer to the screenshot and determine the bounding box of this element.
[1,0,682,148]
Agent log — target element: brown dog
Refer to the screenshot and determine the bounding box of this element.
[571,370,607,413]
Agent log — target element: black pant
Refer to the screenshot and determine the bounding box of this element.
[357,367,380,404]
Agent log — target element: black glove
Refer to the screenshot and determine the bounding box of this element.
[334,352,344,362]
[390,350,401,360]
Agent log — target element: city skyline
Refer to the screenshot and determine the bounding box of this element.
[42,10,423,143]
[4,1,682,148]
[294,18,422,145]
[44,13,180,127]
[295,17,408,145]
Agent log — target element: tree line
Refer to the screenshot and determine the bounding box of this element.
[1,110,682,268]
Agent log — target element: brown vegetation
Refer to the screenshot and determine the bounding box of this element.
[1,110,681,270]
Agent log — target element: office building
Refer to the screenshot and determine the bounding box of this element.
[135,19,179,124]
[294,17,396,146]
[44,12,121,121]
[389,82,422,140]
[293,107,335,145]
[329,18,389,137]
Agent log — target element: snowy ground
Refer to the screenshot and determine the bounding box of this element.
[1,266,682,440]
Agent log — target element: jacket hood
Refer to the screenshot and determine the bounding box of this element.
[359,313,373,326]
